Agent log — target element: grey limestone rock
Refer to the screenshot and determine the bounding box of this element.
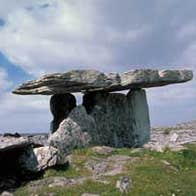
[127,89,150,146]
[13,69,193,95]
[28,134,49,147]
[83,89,150,147]
[0,136,31,152]
[116,176,132,193]
[48,106,95,163]
[83,91,132,147]
[26,176,85,191]
[19,146,58,172]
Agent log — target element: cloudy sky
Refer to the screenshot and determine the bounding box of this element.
[0,0,195,133]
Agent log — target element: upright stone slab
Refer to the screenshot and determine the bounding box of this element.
[127,89,150,146]
[50,93,76,133]
[83,92,134,147]
[83,89,150,147]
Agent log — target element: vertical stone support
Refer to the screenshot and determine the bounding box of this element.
[83,92,134,147]
[127,89,150,146]
[82,89,150,147]
[50,93,76,133]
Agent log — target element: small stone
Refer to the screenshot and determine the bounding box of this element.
[161,160,171,166]
[170,133,179,142]
[91,146,114,155]
[116,176,131,193]
[85,159,108,176]
[0,191,14,196]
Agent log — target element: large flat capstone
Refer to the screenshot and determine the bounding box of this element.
[13,69,193,95]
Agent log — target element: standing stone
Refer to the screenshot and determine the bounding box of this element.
[83,92,134,147]
[83,89,150,147]
[127,89,150,146]
[50,93,76,133]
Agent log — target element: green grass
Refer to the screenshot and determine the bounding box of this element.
[16,179,121,196]
[15,144,196,196]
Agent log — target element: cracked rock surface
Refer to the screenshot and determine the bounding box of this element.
[13,69,193,95]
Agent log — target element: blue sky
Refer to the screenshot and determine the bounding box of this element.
[0,0,195,133]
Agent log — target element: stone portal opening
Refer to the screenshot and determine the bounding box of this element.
[50,93,76,133]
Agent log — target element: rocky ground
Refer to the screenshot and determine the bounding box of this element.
[144,120,196,152]
[0,121,196,196]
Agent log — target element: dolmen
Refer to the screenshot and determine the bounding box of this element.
[0,69,193,190]
[13,69,193,149]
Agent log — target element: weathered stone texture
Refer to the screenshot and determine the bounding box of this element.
[49,106,94,163]
[13,69,193,95]
[19,146,58,172]
[83,92,132,147]
[83,89,150,147]
[0,136,31,152]
[127,89,150,146]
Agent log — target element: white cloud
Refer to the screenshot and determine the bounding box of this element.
[0,68,12,91]
[0,0,149,76]
[0,0,196,132]
[0,92,51,133]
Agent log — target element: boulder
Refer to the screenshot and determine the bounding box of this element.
[48,106,95,163]
[13,69,193,95]
[19,146,58,172]
[50,93,76,133]
[0,136,32,190]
